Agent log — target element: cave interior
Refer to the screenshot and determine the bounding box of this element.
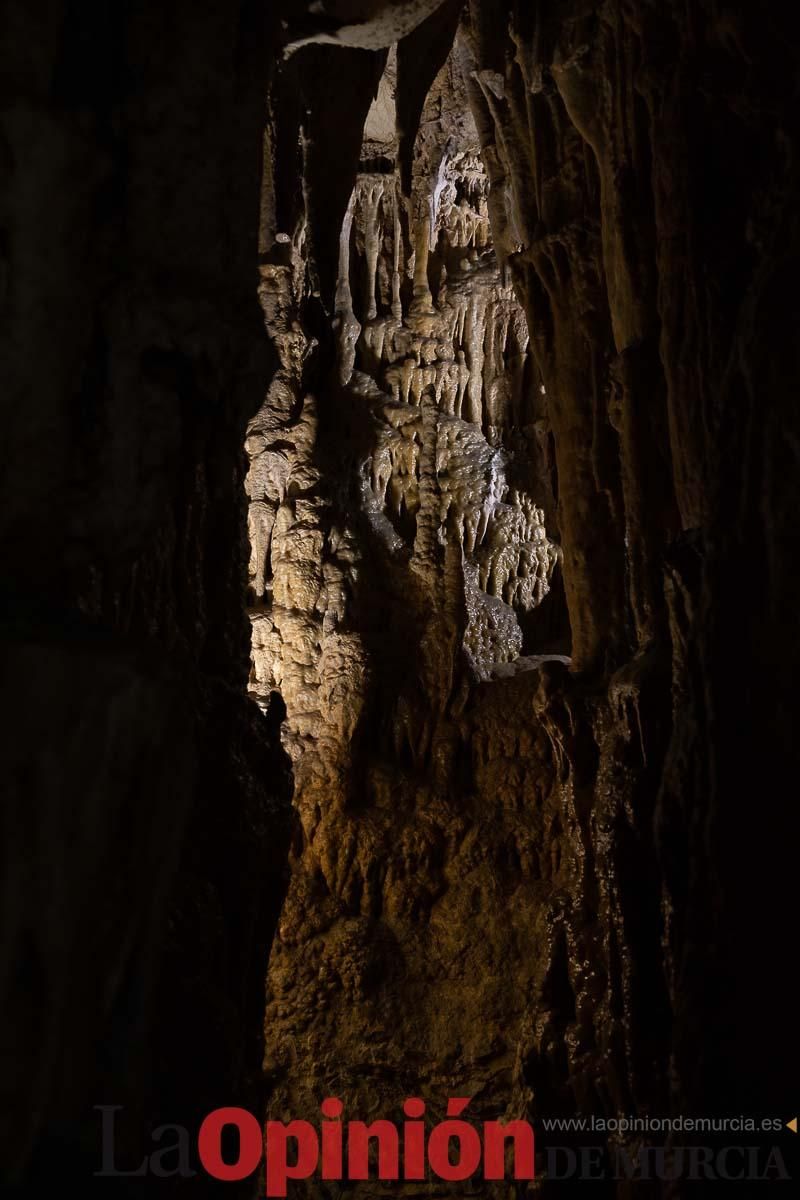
[1,0,799,1195]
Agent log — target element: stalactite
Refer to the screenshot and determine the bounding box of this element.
[334,193,360,384]
[410,212,435,314]
[391,180,403,321]
[359,178,385,321]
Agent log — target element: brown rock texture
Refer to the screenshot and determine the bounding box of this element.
[2,0,799,1196]
[456,0,800,1140]
[251,42,576,1158]
[253,1,800,1194]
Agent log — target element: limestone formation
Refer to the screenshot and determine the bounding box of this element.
[252,2,800,1191]
[3,1,798,1195]
[245,44,575,1177]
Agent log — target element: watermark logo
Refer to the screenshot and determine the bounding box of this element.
[96,1104,796,1190]
[541,1145,790,1182]
[96,1099,534,1196]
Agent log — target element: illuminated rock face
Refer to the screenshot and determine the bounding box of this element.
[246,47,570,1149]
[2,1,797,1193]
[251,3,799,1182]
[246,48,564,769]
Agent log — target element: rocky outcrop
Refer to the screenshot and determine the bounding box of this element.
[0,2,293,1190]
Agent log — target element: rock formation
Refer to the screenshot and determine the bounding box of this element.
[248,43,574,1156]
[2,0,798,1195]
[252,1,800,1192]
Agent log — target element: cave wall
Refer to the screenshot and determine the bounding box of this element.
[2,0,797,1194]
[0,1,294,1189]
[254,0,800,1192]
[458,0,800,1130]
